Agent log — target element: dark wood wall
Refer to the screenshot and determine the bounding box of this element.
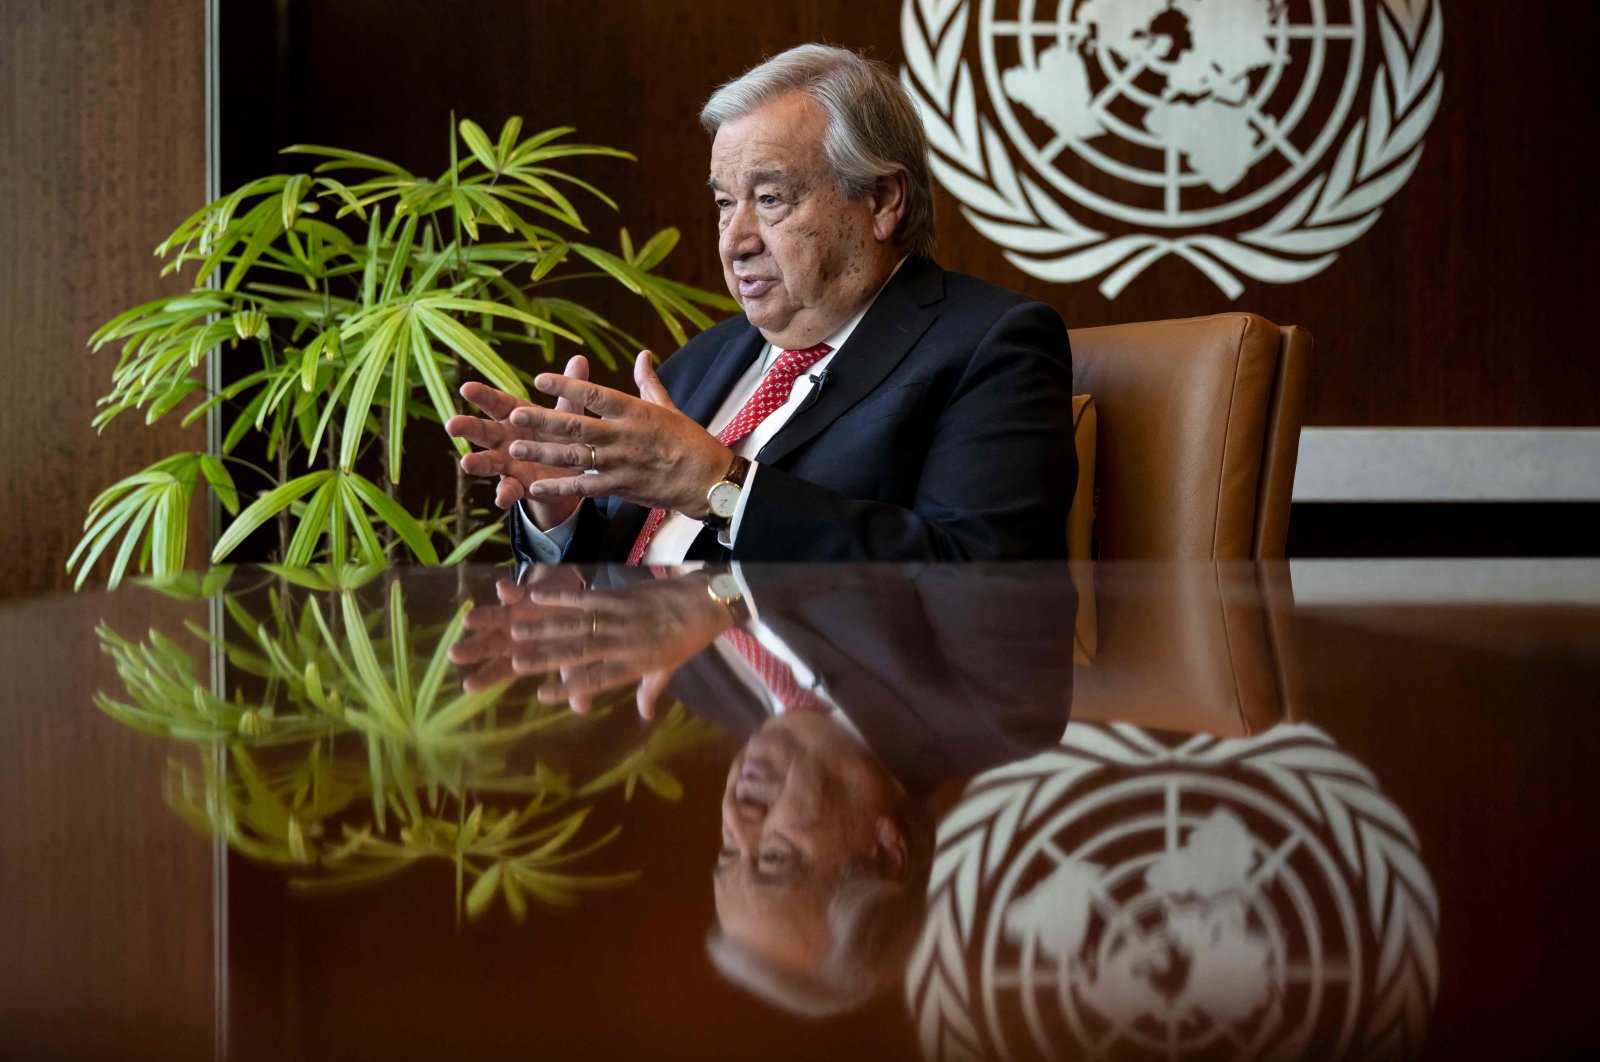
[222,0,1599,433]
[0,0,209,599]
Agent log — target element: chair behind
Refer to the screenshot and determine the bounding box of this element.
[1069,312,1311,560]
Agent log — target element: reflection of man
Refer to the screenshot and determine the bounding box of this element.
[451,563,1075,1015]
[710,711,933,1018]
[447,44,1076,564]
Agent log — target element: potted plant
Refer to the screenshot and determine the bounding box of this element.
[68,117,735,588]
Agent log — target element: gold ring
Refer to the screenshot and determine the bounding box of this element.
[584,443,599,475]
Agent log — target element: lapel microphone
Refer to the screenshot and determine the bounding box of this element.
[796,369,832,415]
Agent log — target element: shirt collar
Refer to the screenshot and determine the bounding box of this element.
[761,256,908,365]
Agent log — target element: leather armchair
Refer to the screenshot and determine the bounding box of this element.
[1068,313,1312,560]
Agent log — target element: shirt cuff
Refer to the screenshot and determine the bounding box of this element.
[515,500,581,563]
[720,461,760,549]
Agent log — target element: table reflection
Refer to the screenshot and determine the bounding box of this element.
[15,561,1594,1059]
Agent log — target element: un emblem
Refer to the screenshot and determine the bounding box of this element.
[907,724,1440,1060]
[901,0,1445,297]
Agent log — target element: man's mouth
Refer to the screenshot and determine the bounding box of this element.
[737,276,776,299]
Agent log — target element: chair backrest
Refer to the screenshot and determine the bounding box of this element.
[1069,313,1311,560]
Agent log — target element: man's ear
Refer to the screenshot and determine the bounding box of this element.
[874,814,910,881]
[869,173,909,244]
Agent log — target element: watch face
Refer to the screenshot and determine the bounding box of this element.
[708,573,742,601]
[708,481,741,519]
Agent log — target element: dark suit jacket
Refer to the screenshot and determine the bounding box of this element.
[661,565,1076,796]
[509,256,1077,563]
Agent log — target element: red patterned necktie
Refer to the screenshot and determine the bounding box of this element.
[626,343,832,565]
[723,625,829,713]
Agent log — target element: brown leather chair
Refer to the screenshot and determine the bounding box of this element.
[1068,313,1312,560]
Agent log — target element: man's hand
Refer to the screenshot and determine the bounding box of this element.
[448,570,734,718]
[446,354,591,529]
[507,350,734,517]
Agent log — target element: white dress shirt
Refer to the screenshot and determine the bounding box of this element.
[516,262,903,564]
[700,563,864,742]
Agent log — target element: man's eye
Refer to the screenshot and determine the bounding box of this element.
[719,845,738,860]
[758,848,789,867]
[714,199,733,210]
[758,195,780,207]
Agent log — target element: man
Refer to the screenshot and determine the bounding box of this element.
[447,44,1076,563]
[449,561,1074,1014]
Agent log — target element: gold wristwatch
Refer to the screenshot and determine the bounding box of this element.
[704,566,751,624]
[702,455,751,531]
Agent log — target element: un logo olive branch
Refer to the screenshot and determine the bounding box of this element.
[906,723,1440,1060]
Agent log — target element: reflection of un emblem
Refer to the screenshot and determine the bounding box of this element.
[908,724,1440,1060]
[902,0,1444,298]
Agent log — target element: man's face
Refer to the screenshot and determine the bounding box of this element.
[713,713,905,973]
[709,92,899,349]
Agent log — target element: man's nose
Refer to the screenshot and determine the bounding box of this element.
[721,203,762,260]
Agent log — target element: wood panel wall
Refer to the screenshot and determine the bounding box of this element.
[0,0,209,599]
[222,0,1599,437]
[0,590,215,1058]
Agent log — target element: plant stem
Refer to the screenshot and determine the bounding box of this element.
[276,441,289,562]
[381,424,398,562]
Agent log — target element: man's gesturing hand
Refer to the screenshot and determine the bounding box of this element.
[446,354,590,529]
[508,351,734,518]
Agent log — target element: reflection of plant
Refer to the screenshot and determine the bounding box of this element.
[99,570,713,922]
[68,117,736,588]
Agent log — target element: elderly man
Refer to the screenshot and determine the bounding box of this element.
[447,44,1076,563]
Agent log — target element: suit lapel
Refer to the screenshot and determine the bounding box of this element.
[755,257,945,466]
[678,325,766,427]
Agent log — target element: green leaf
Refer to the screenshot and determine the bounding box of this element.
[413,601,471,725]
[338,309,405,471]
[495,116,524,161]
[414,307,525,399]
[379,215,418,304]
[283,476,338,566]
[149,481,188,576]
[440,520,505,565]
[360,209,382,307]
[212,469,334,563]
[407,318,467,457]
[458,119,498,172]
[281,173,312,230]
[386,313,410,483]
[282,144,411,177]
[450,188,480,240]
[418,297,581,343]
[341,487,386,564]
[640,765,684,802]
[465,863,503,920]
[569,243,642,294]
[198,455,239,515]
[633,227,681,271]
[106,492,160,590]
[339,591,405,731]
[343,472,440,565]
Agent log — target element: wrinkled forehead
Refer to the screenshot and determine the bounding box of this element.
[708,92,829,188]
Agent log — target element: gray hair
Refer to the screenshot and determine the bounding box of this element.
[699,44,937,259]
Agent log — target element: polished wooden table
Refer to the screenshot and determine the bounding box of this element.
[2,561,1597,1061]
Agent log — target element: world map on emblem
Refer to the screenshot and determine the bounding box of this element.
[1002,0,1325,200]
[901,0,1445,296]
[906,724,1442,1061]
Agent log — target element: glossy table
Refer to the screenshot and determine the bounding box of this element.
[1,561,1597,1061]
